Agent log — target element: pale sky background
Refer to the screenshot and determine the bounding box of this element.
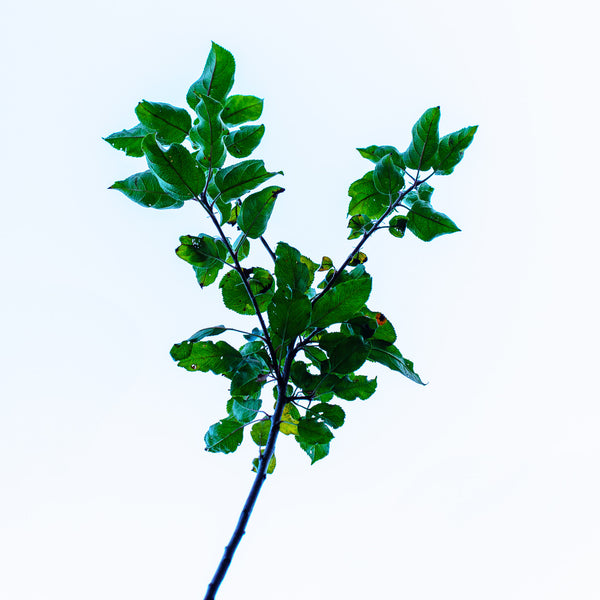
[1,0,599,598]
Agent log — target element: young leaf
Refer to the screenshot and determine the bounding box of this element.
[104,123,150,157]
[215,160,283,202]
[280,403,300,436]
[205,417,243,454]
[224,125,265,158]
[251,419,272,446]
[222,95,264,126]
[367,340,424,385]
[238,186,285,239]
[219,268,275,315]
[434,125,478,175]
[109,170,184,209]
[374,154,405,196]
[187,42,235,108]
[185,325,229,342]
[135,100,192,145]
[142,134,205,200]
[311,273,372,328]
[403,107,441,171]
[347,171,389,219]
[407,200,460,241]
[190,94,226,168]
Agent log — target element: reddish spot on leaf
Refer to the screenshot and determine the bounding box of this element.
[376,312,387,325]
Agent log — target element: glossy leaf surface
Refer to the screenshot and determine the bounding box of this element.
[187,42,235,108]
[104,123,149,157]
[222,95,264,126]
[135,100,192,145]
[403,107,441,171]
[215,160,282,202]
[109,170,184,209]
[142,135,205,200]
[224,125,265,158]
[238,186,284,238]
[434,125,478,175]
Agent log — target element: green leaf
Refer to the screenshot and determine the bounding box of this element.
[357,145,405,170]
[318,333,370,374]
[194,263,223,289]
[274,242,311,294]
[348,251,367,266]
[296,438,330,464]
[367,340,424,385]
[417,182,434,202]
[231,396,262,425]
[333,374,377,400]
[224,125,265,158]
[347,214,374,240]
[252,454,276,474]
[190,94,226,168]
[251,419,272,446]
[109,170,184,209]
[135,100,192,145]
[434,125,478,175]
[268,289,311,343]
[215,159,282,202]
[318,256,333,272]
[403,107,441,171]
[142,134,205,200]
[238,186,285,238]
[311,273,372,328]
[389,215,408,238]
[205,417,243,453]
[230,355,269,396]
[348,171,390,219]
[104,123,150,157]
[222,95,264,126]
[307,403,345,429]
[407,200,460,241]
[176,234,227,268]
[170,339,241,374]
[226,233,250,264]
[219,268,275,315]
[296,417,334,444]
[185,325,228,342]
[374,154,405,196]
[361,309,397,345]
[187,42,235,108]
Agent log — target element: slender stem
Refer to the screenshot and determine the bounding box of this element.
[203,345,296,600]
[314,177,422,303]
[198,196,280,377]
[260,236,277,263]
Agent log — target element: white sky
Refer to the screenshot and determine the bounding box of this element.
[1,0,599,598]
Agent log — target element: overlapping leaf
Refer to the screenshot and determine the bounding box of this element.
[238,186,284,238]
[403,107,441,171]
[222,95,264,126]
[215,160,282,202]
[109,170,183,209]
[220,268,275,314]
[434,125,478,175]
[135,100,192,144]
[224,125,265,158]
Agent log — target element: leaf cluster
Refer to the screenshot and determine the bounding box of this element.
[105,42,477,471]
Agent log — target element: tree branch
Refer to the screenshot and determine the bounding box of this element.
[203,344,295,600]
